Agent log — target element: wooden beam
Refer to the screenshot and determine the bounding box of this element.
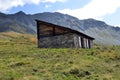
[37,21,40,40]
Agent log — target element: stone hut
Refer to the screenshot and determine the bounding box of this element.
[36,19,94,48]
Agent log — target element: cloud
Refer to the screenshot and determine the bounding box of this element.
[45,4,52,8]
[57,0,120,20]
[115,24,120,27]
[42,0,67,3]
[0,0,66,12]
[0,0,40,11]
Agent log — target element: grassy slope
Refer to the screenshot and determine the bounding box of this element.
[0,32,120,80]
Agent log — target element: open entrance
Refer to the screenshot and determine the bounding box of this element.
[81,37,84,48]
[88,40,91,48]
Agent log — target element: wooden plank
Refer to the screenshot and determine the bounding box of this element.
[55,26,71,34]
[74,36,77,48]
[37,21,40,40]
[86,39,89,48]
[79,37,81,48]
[84,38,86,48]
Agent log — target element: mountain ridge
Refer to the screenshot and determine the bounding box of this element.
[0,11,120,45]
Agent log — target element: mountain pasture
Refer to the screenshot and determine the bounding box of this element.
[0,32,120,80]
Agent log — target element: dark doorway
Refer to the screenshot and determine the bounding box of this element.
[81,37,84,48]
[88,40,91,48]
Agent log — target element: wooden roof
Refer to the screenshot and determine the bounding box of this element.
[36,19,94,40]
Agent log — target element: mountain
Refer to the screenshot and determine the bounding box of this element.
[0,11,35,34]
[0,11,120,45]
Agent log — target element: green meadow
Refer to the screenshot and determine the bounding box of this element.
[0,32,120,80]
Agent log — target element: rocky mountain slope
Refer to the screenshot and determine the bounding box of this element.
[0,11,120,45]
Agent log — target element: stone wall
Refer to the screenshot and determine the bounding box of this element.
[38,33,93,48]
[38,33,75,48]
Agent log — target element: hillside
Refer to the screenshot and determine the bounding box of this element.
[0,32,120,80]
[0,11,120,45]
[0,32,37,44]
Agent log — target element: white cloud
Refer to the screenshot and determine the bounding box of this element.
[115,24,120,27]
[0,0,66,12]
[42,0,67,3]
[45,4,52,8]
[0,0,40,11]
[57,0,120,20]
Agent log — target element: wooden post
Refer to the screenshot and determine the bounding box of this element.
[78,37,81,48]
[36,21,40,47]
[74,36,78,48]
[86,39,89,48]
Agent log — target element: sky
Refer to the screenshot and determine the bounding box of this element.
[0,0,120,27]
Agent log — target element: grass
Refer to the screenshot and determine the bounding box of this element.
[0,32,120,80]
